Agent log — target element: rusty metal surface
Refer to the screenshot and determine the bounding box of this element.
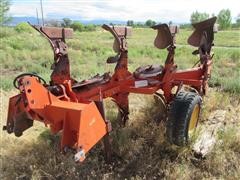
[169,25,179,35]
[112,26,132,37]
[134,65,164,78]
[188,17,217,48]
[152,24,173,49]
[41,27,73,39]
[102,24,132,53]
[13,111,33,137]
[106,54,120,64]
[72,73,111,90]
[4,94,33,137]
[102,24,132,37]
[30,23,72,84]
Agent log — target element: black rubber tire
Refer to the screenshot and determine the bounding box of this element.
[166,91,202,146]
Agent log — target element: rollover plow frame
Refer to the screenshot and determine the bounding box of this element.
[4,17,217,162]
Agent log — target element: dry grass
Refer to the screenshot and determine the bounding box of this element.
[1,89,240,179]
[1,25,239,179]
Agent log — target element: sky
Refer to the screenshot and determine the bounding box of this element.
[10,0,240,23]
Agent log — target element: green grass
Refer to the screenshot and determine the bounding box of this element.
[0,26,240,93]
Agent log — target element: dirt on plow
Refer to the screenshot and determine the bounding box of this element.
[0,88,240,179]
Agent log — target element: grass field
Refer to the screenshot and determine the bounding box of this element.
[0,26,240,92]
[0,25,240,179]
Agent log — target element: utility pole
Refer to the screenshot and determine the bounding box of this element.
[36,8,40,25]
[40,0,44,26]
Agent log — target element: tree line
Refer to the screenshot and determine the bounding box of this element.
[128,9,239,30]
[0,0,239,31]
[60,18,96,32]
[190,9,237,30]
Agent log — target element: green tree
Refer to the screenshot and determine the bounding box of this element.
[61,18,72,27]
[190,11,209,24]
[84,24,96,31]
[15,22,34,33]
[133,22,144,28]
[127,20,134,26]
[217,9,232,30]
[70,22,84,31]
[0,0,11,25]
[236,14,240,26]
[145,19,156,27]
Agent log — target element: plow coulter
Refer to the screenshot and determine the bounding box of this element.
[3,17,217,163]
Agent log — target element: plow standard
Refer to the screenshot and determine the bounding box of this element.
[3,17,217,162]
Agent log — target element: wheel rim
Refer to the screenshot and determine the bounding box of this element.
[188,104,200,131]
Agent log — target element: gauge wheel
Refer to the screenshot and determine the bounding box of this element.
[166,90,202,146]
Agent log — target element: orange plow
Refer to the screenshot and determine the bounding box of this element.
[5,76,108,162]
[3,17,217,162]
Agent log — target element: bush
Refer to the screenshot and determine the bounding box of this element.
[70,22,84,32]
[217,9,232,30]
[190,11,209,24]
[70,22,96,32]
[0,26,15,38]
[15,22,33,33]
[84,24,96,31]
